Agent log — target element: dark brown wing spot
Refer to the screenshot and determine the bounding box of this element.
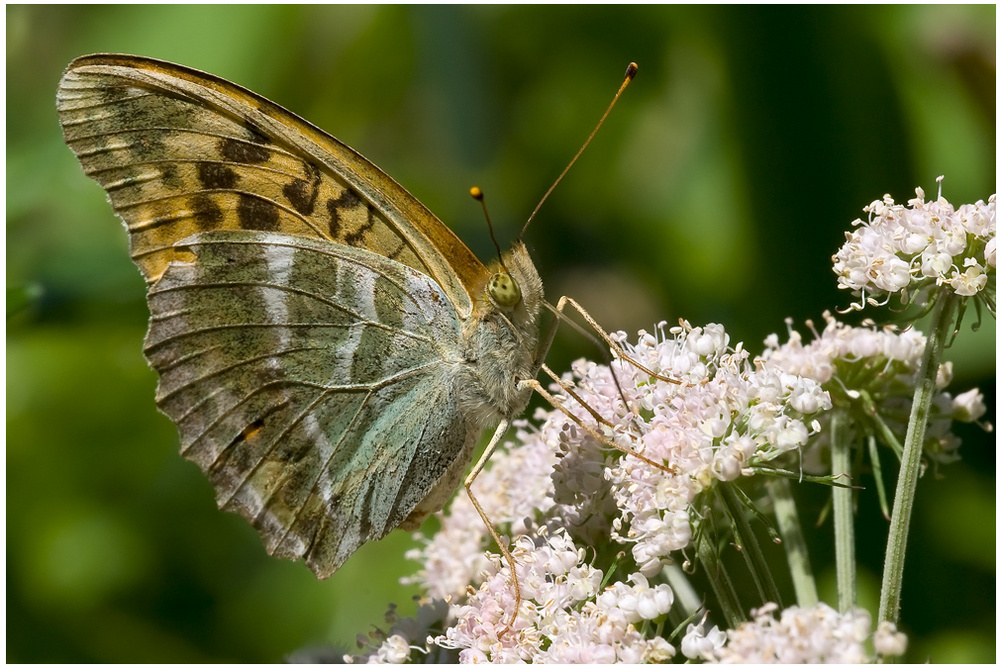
[197,162,240,190]
[244,120,270,145]
[191,194,224,229]
[283,162,321,215]
[99,84,135,104]
[326,190,361,239]
[161,163,182,190]
[220,137,271,164]
[237,193,280,231]
[344,203,376,246]
[129,131,169,160]
[387,239,408,261]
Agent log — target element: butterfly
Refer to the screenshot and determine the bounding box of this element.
[56,54,545,578]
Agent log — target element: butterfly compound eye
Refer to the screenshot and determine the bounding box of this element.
[487,272,522,308]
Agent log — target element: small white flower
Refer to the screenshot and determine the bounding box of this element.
[833,184,995,308]
[936,360,954,388]
[951,388,987,422]
[374,635,411,664]
[624,572,674,621]
[949,260,988,296]
[873,621,909,657]
[682,621,727,660]
[711,446,743,481]
[921,250,953,278]
[882,328,924,362]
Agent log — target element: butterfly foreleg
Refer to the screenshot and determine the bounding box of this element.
[463,418,523,638]
[517,373,674,475]
[553,295,682,385]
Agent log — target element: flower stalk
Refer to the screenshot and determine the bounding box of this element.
[695,518,745,629]
[831,407,857,611]
[878,293,959,624]
[769,477,818,607]
[718,483,782,608]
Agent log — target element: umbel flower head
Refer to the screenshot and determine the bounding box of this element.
[345,312,983,663]
[348,321,835,662]
[832,179,995,311]
[340,181,990,664]
[762,312,988,469]
[701,602,903,663]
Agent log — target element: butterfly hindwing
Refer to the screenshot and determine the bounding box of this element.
[146,230,473,575]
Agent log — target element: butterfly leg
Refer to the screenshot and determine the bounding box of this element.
[463,418,523,638]
[542,295,683,430]
[527,295,679,473]
[553,295,682,385]
[518,371,674,474]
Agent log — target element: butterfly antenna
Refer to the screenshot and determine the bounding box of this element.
[471,186,506,268]
[519,61,638,240]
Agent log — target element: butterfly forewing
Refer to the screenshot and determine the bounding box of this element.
[56,54,487,318]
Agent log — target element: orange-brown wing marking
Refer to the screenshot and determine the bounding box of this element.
[56,53,487,319]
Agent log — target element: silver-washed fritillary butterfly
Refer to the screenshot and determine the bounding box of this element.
[56,54,545,578]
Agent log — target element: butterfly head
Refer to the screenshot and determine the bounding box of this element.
[483,241,543,319]
[465,240,544,423]
[487,271,521,308]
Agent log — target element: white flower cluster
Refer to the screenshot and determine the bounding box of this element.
[402,420,560,603]
[832,182,996,309]
[602,322,831,574]
[367,321,833,663]
[761,312,988,466]
[435,528,674,663]
[347,315,985,663]
[340,184,993,665]
[762,312,925,384]
[704,602,901,663]
[397,426,676,662]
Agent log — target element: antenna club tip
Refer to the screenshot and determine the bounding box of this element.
[626,62,638,79]
[469,186,484,201]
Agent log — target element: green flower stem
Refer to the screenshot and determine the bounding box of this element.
[866,433,890,519]
[769,477,818,607]
[719,483,782,608]
[860,390,905,459]
[695,517,745,628]
[831,407,856,611]
[878,293,958,624]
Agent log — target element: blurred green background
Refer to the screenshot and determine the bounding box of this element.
[7,5,995,662]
